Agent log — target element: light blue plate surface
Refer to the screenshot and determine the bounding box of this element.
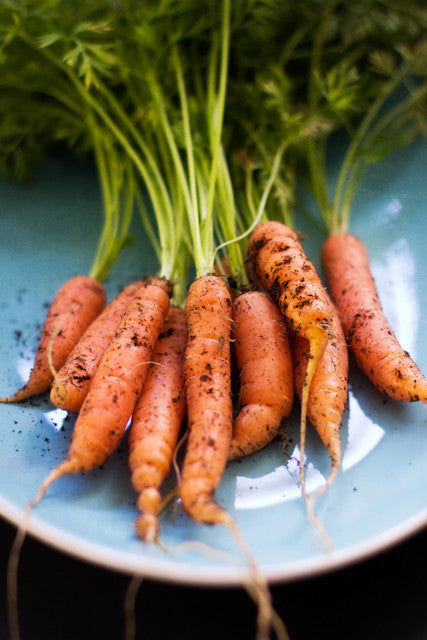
[0,143,426,586]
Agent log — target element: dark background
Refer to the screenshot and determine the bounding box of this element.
[0,516,425,640]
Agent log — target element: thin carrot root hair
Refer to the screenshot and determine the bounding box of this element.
[156,513,290,640]
[291,298,348,549]
[162,430,189,526]
[6,455,83,629]
[7,507,32,640]
[0,275,106,403]
[158,485,179,514]
[248,221,348,548]
[123,575,144,640]
[7,451,85,640]
[7,471,76,640]
[297,326,334,549]
[226,516,290,640]
[172,429,188,488]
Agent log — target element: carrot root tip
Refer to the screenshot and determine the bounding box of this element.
[0,395,21,404]
[135,514,159,543]
[29,458,77,509]
[0,386,34,403]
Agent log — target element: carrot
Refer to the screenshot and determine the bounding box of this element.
[248,221,347,544]
[0,275,106,403]
[229,290,294,459]
[50,279,145,413]
[321,232,427,403]
[29,277,172,502]
[128,306,187,542]
[180,275,287,640]
[179,275,233,526]
[291,300,348,472]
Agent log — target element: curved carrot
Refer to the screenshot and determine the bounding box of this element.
[291,298,348,466]
[229,290,294,459]
[248,221,334,444]
[0,275,106,403]
[179,275,234,526]
[248,221,346,544]
[322,232,427,402]
[29,277,172,502]
[128,306,187,542]
[50,279,145,413]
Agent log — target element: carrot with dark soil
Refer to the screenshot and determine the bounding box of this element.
[50,279,145,413]
[248,221,348,543]
[229,290,294,459]
[179,277,283,638]
[180,275,233,526]
[322,232,427,403]
[0,275,106,403]
[128,306,187,542]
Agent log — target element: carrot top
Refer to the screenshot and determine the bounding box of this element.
[0,7,136,284]
[299,2,427,235]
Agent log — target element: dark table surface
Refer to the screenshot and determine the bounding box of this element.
[0,515,426,640]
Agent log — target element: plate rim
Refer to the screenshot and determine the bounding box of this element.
[1,495,426,586]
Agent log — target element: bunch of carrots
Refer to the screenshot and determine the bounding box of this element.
[1,1,427,639]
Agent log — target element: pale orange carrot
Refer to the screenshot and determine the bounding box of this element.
[0,275,106,403]
[179,275,233,526]
[229,290,294,459]
[128,306,187,542]
[28,277,172,503]
[50,279,145,413]
[322,232,427,402]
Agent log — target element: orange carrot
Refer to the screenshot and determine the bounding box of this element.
[248,221,347,543]
[29,277,172,502]
[179,277,287,639]
[0,275,106,403]
[128,306,187,542]
[229,290,294,459]
[321,232,427,403]
[179,275,233,526]
[50,279,145,413]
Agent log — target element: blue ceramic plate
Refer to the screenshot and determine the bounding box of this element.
[1,142,426,586]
